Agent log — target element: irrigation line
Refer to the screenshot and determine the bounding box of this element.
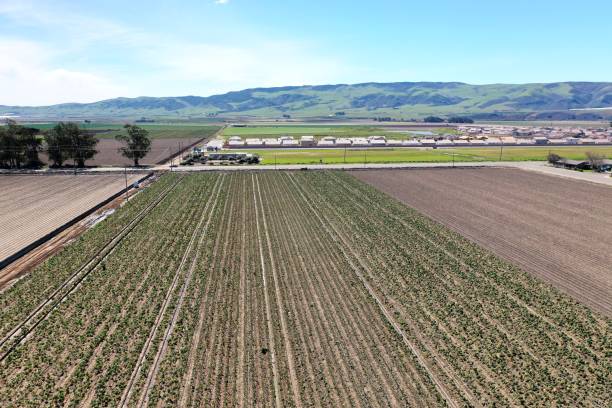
[0,175,185,363]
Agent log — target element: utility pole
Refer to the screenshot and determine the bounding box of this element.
[124,166,129,202]
[499,140,504,161]
[344,145,347,164]
[73,146,77,176]
[364,149,367,168]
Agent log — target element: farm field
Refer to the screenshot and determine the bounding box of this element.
[26,123,221,140]
[241,145,612,165]
[65,138,194,167]
[353,168,612,316]
[0,171,609,406]
[0,174,141,267]
[34,124,221,166]
[222,125,455,140]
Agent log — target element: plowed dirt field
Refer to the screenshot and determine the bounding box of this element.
[0,174,141,265]
[353,168,612,316]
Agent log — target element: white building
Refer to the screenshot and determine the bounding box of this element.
[317,136,336,147]
[351,138,369,147]
[401,140,421,147]
[227,136,244,147]
[300,135,316,147]
[335,138,352,147]
[205,140,224,151]
[245,138,263,147]
[263,138,281,147]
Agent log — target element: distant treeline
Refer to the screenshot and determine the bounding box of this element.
[0,120,152,169]
[374,116,474,123]
[424,116,474,124]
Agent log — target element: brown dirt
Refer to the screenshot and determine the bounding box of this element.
[40,138,197,167]
[0,175,157,292]
[352,168,612,317]
[0,174,141,268]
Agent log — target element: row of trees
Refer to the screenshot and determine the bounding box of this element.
[0,121,151,169]
[0,121,42,168]
[46,122,98,167]
[424,116,474,124]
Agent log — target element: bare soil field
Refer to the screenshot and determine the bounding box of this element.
[40,138,197,167]
[353,168,612,316]
[0,174,141,266]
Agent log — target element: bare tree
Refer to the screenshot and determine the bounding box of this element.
[586,151,605,172]
[547,152,562,164]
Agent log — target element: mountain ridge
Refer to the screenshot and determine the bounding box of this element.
[2,81,612,120]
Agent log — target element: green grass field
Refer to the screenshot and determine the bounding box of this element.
[222,125,456,140]
[240,146,612,165]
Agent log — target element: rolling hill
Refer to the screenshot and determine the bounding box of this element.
[2,81,612,120]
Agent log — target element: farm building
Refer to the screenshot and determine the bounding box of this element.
[263,138,281,147]
[565,137,580,145]
[300,135,316,147]
[500,137,517,145]
[368,136,387,147]
[336,138,352,147]
[280,137,298,147]
[402,140,421,147]
[227,140,244,147]
[436,139,454,147]
[534,137,549,145]
[420,139,437,147]
[351,138,369,147]
[205,140,224,151]
[245,138,263,147]
[318,137,336,146]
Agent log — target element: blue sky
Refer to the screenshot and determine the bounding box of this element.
[1,0,611,105]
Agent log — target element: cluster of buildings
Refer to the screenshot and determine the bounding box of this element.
[221,133,612,149]
[457,125,612,142]
[224,135,392,148]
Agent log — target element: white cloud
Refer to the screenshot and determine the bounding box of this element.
[0,1,360,105]
[0,39,127,105]
[214,0,229,4]
[143,40,348,96]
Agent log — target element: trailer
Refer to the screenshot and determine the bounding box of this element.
[205,152,260,164]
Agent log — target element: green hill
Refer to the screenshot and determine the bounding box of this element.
[2,81,612,120]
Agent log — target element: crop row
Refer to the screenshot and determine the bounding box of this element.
[292,170,610,406]
[0,173,181,340]
[1,171,608,406]
[0,174,220,406]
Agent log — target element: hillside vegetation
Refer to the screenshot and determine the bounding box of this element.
[2,82,612,120]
